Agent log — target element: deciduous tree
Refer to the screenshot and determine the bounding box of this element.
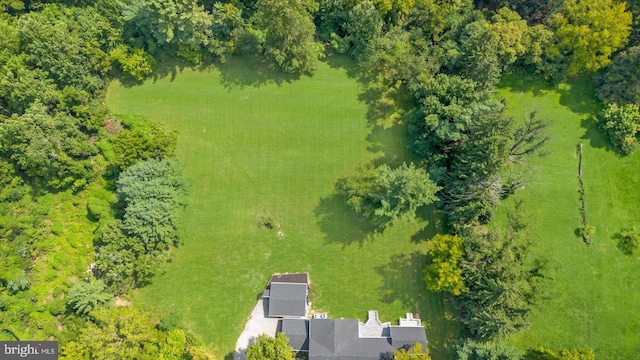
[548,0,632,77]
[423,234,466,295]
[246,333,292,360]
[253,0,323,74]
[596,103,640,155]
[337,163,440,227]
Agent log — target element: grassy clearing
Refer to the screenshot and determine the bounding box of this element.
[497,74,640,358]
[106,57,459,359]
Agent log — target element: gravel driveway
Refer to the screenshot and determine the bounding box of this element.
[234,298,280,359]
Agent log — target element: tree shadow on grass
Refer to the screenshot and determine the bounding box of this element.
[557,77,601,115]
[323,52,361,80]
[497,72,551,97]
[410,205,445,243]
[313,193,379,248]
[376,252,461,358]
[216,56,301,89]
[579,116,617,154]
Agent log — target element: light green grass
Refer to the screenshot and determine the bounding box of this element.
[106,57,459,359]
[497,74,640,358]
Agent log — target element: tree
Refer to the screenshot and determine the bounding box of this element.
[457,203,544,340]
[253,0,323,74]
[457,339,523,360]
[487,0,562,24]
[595,103,640,155]
[117,158,188,250]
[66,278,113,316]
[337,163,440,227]
[109,45,156,81]
[392,343,432,359]
[110,115,177,170]
[122,0,212,56]
[548,0,632,77]
[594,45,640,106]
[0,105,97,189]
[62,307,213,359]
[338,0,383,58]
[451,19,502,90]
[246,333,292,360]
[423,234,466,295]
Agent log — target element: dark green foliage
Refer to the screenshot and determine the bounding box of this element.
[0,105,97,190]
[408,74,512,226]
[337,163,440,227]
[66,278,112,316]
[118,158,187,249]
[447,19,502,90]
[594,45,640,106]
[18,5,116,94]
[595,103,640,155]
[122,0,213,56]
[246,333,292,360]
[359,26,440,91]
[253,0,323,74]
[456,339,523,360]
[110,115,177,171]
[458,204,543,340]
[334,0,383,58]
[616,227,640,255]
[487,0,562,24]
[209,2,245,60]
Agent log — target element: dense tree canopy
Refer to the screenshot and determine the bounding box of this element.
[548,0,632,76]
[594,45,640,106]
[253,0,323,74]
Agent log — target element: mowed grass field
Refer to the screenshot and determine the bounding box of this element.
[497,74,640,358]
[106,58,459,359]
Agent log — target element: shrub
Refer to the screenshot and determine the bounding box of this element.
[617,227,640,255]
[109,45,156,81]
[596,103,640,154]
[67,278,113,316]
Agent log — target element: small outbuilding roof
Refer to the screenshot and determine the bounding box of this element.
[268,282,307,318]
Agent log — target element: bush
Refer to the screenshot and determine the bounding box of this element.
[616,227,640,255]
[109,45,156,81]
[596,103,640,154]
[67,278,113,316]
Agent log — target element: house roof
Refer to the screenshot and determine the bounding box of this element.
[389,326,428,349]
[268,282,307,317]
[281,319,309,351]
[268,273,309,285]
[308,319,394,360]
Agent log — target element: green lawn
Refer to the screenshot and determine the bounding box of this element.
[497,74,640,358]
[106,57,459,359]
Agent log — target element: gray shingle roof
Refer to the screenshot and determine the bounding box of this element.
[309,319,394,360]
[281,319,309,351]
[268,282,307,317]
[389,326,427,349]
